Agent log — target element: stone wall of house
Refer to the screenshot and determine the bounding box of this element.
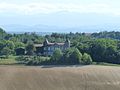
[43,39,70,56]
[35,39,70,56]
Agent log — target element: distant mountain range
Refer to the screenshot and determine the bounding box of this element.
[1,24,120,34]
[1,12,120,33]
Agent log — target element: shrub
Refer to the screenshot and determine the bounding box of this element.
[62,48,82,65]
[69,48,82,64]
[15,56,50,65]
[50,49,63,62]
[82,53,92,65]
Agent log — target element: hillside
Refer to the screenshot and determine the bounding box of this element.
[0,65,120,90]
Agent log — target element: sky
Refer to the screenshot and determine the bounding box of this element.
[1,0,120,16]
[1,0,120,32]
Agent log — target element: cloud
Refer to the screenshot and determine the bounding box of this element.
[0,2,120,16]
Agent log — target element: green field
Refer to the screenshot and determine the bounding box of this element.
[93,62,120,67]
[0,56,120,67]
[0,56,50,65]
[0,56,18,65]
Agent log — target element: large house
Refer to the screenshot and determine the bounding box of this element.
[34,39,70,56]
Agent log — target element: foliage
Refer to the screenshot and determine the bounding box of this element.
[15,48,25,55]
[50,49,63,63]
[62,48,83,64]
[91,31,120,40]
[50,48,88,65]
[15,56,50,65]
[26,43,36,55]
[0,56,17,65]
[14,42,25,49]
[1,27,120,65]
[82,53,92,65]
[0,47,11,58]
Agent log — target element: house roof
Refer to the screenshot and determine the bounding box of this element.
[47,43,65,46]
[34,44,43,47]
[34,43,65,47]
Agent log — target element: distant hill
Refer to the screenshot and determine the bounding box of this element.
[1,24,120,33]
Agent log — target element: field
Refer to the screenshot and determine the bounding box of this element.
[0,56,17,65]
[0,65,120,90]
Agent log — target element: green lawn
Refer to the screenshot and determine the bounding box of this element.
[0,56,18,65]
[93,62,120,67]
[0,56,50,65]
[0,56,120,67]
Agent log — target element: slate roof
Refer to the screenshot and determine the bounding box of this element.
[34,44,43,47]
[34,43,65,47]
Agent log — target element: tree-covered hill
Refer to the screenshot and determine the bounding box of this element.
[91,31,120,40]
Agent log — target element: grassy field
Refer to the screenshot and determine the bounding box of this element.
[0,65,120,90]
[93,62,120,67]
[0,56,18,65]
[0,56,51,65]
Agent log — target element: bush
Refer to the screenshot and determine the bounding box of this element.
[69,48,82,64]
[62,48,83,65]
[26,43,36,55]
[1,47,11,57]
[50,49,63,62]
[15,56,50,65]
[82,53,92,65]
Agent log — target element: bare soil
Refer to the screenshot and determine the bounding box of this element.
[0,65,120,90]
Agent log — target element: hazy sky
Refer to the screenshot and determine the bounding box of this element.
[0,0,120,15]
[1,0,120,32]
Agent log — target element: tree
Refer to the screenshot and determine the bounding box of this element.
[14,42,25,49]
[89,39,118,63]
[0,28,6,33]
[115,51,120,64]
[62,48,83,64]
[89,39,107,62]
[0,41,5,50]
[5,40,15,50]
[69,48,82,64]
[26,43,36,55]
[82,53,92,65]
[51,49,63,63]
[0,28,6,39]
[1,47,11,58]
[15,48,25,55]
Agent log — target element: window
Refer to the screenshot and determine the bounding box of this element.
[44,47,46,50]
[48,47,50,51]
[51,47,54,50]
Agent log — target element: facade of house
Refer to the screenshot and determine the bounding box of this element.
[34,39,70,56]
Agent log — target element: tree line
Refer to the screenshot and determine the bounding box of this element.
[1,27,120,64]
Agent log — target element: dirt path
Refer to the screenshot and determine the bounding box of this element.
[0,65,119,90]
